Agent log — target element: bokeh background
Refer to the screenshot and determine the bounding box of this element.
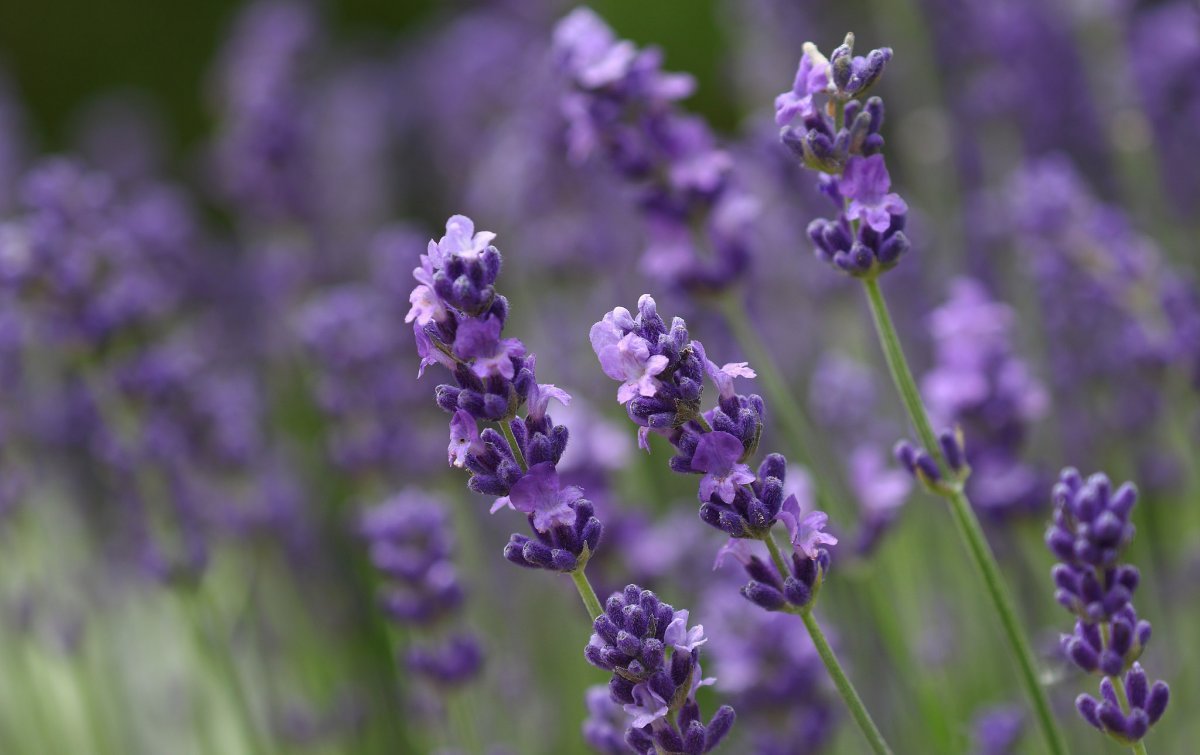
[0,0,1196,753]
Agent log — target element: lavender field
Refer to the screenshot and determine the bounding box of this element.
[0,0,1197,753]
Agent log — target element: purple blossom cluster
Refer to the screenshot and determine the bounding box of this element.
[775,35,909,277]
[584,584,735,754]
[359,491,483,687]
[592,296,837,614]
[553,8,756,294]
[410,213,738,750]
[410,215,597,572]
[1045,469,1169,744]
[921,278,1048,518]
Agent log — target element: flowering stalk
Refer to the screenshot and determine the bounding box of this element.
[775,34,1068,755]
[410,215,736,750]
[591,295,892,754]
[1047,470,1169,752]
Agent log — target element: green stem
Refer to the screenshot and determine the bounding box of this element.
[762,535,892,754]
[180,587,269,755]
[500,421,528,472]
[800,610,894,755]
[861,276,1068,755]
[861,278,941,457]
[762,530,793,581]
[570,568,604,621]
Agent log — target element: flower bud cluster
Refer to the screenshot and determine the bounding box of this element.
[411,216,602,573]
[775,35,910,277]
[585,584,735,754]
[1044,468,1169,745]
[553,9,754,294]
[592,297,837,614]
[359,491,483,687]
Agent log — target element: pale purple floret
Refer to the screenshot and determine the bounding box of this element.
[713,538,759,570]
[447,409,483,468]
[624,662,716,728]
[521,356,572,423]
[405,284,446,326]
[552,7,638,90]
[452,315,524,379]
[691,431,755,504]
[428,213,495,264]
[697,342,756,400]
[778,494,838,559]
[414,322,454,378]
[664,609,708,653]
[841,155,907,232]
[491,461,582,532]
[590,313,669,404]
[774,43,831,126]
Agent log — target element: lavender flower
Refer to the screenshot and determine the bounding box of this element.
[1076,664,1169,746]
[411,214,601,575]
[776,35,909,277]
[592,296,837,613]
[970,705,1024,755]
[553,8,755,294]
[1045,468,1169,744]
[585,584,735,754]
[360,491,483,687]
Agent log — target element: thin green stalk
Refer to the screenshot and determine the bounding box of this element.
[500,421,528,472]
[762,536,893,755]
[180,587,269,755]
[570,568,604,621]
[800,611,893,755]
[861,276,1068,755]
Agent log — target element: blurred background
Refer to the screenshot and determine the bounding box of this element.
[0,0,1196,752]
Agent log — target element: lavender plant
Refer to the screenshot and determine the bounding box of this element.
[1046,469,1169,751]
[409,214,737,752]
[775,34,1069,754]
[591,295,891,753]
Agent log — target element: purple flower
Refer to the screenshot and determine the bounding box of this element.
[522,355,572,423]
[405,284,446,326]
[447,409,483,468]
[691,431,755,504]
[663,609,708,653]
[427,213,496,265]
[778,495,838,559]
[698,343,756,400]
[414,323,454,379]
[841,155,907,232]
[452,315,524,380]
[590,313,669,403]
[713,538,760,570]
[492,461,582,532]
[774,43,831,126]
[585,584,734,752]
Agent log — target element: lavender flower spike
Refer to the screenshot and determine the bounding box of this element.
[585,584,735,754]
[1045,468,1169,745]
[411,214,600,575]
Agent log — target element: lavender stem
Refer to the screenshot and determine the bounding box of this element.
[500,421,528,472]
[761,533,893,754]
[570,567,604,621]
[861,275,1068,755]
